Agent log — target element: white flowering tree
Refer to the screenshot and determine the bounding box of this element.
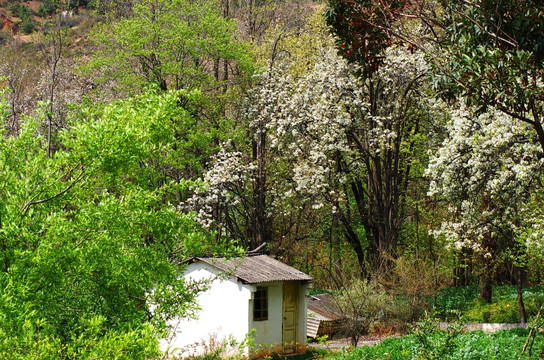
[426,105,543,321]
[261,44,436,270]
[250,43,434,270]
[186,11,340,253]
[185,145,257,246]
[186,11,439,274]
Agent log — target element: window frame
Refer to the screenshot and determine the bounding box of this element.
[253,286,268,321]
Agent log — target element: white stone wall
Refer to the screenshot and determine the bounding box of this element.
[250,281,284,349]
[160,262,253,357]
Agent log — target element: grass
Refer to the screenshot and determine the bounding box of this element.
[433,285,544,322]
[320,328,544,360]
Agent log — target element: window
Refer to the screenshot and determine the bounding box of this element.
[253,287,268,321]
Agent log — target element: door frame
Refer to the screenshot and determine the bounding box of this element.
[282,281,299,354]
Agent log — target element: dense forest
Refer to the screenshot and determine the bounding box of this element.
[0,0,543,358]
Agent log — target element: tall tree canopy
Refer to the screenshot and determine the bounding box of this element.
[426,104,542,317]
[324,0,406,75]
[326,0,544,151]
[433,0,544,151]
[0,89,232,358]
[88,0,252,93]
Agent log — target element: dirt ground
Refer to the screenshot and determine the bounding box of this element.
[308,335,387,351]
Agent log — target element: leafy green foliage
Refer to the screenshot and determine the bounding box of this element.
[8,2,34,34]
[38,0,59,16]
[0,88,231,358]
[326,328,544,360]
[433,0,544,151]
[434,286,480,315]
[8,2,27,18]
[324,0,405,74]
[87,0,252,93]
[20,17,34,34]
[411,314,463,360]
[434,285,544,322]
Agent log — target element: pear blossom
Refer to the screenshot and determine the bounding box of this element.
[426,103,543,255]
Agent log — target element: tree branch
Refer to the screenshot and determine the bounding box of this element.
[22,167,86,215]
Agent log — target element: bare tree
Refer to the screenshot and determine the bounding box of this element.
[0,39,38,136]
[37,7,70,156]
[329,265,391,346]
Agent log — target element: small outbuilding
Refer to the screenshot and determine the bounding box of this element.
[161,254,313,358]
[307,293,344,338]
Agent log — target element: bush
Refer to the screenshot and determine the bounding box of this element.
[37,4,48,16]
[0,314,161,360]
[326,328,544,360]
[20,18,33,34]
[434,285,544,323]
[38,0,58,16]
[7,2,22,16]
[335,277,392,346]
[465,299,520,323]
[410,314,463,360]
[386,256,450,323]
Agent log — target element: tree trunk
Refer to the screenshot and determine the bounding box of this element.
[350,330,359,347]
[517,266,527,325]
[337,209,366,275]
[480,277,492,303]
[251,127,267,249]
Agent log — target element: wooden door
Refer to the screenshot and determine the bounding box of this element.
[282,281,299,354]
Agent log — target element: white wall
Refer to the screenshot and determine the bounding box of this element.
[160,262,253,358]
[250,281,283,349]
[250,281,311,355]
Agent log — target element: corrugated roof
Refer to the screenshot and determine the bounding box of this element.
[194,255,313,284]
[307,317,320,338]
[307,293,344,321]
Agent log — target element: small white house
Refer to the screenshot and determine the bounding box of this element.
[161,254,313,358]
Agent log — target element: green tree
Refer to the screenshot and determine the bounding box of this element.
[433,0,544,152]
[324,0,407,76]
[87,0,252,93]
[0,88,232,358]
[20,17,34,34]
[326,0,544,153]
[38,0,59,16]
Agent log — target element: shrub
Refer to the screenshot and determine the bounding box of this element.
[465,298,520,323]
[386,256,450,323]
[7,2,22,16]
[20,18,33,34]
[19,4,31,19]
[411,314,463,360]
[434,285,544,323]
[38,0,58,16]
[335,277,392,347]
[326,328,544,360]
